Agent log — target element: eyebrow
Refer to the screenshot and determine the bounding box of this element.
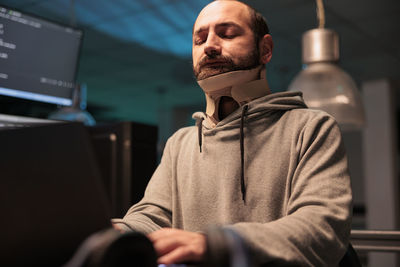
[194,21,242,36]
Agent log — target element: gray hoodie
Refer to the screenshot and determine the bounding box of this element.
[113,91,352,266]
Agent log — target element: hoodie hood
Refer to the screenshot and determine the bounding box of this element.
[193,91,307,130]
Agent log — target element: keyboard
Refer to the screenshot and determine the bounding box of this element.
[0,114,59,129]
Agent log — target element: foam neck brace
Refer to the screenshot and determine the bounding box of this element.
[197,66,270,121]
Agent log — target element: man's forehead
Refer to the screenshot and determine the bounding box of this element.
[193,1,251,32]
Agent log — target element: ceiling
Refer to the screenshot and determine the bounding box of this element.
[1,0,399,126]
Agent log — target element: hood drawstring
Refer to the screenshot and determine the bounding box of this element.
[197,117,204,153]
[240,105,249,202]
[195,106,248,202]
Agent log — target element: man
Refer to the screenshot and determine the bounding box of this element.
[113,0,352,265]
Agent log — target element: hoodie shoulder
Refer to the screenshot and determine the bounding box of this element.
[170,125,197,140]
[283,107,341,137]
[165,125,199,150]
[288,107,337,122]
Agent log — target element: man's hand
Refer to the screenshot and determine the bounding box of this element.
[147,228,207,264]
[112,223,126,233]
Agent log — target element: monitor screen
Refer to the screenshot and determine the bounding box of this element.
[0,6,82,106]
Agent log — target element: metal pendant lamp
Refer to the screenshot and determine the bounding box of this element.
[288,0,365,131]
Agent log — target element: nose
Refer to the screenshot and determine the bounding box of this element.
[204,32,221,57]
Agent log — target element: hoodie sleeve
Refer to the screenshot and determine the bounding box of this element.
[112,138,173,234]
[227,114,352,266]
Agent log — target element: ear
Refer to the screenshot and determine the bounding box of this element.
[259,34,273,64]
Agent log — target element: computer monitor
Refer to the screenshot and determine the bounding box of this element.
[0,5,82,106]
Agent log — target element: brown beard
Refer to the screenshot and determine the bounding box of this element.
[193,47,260,80]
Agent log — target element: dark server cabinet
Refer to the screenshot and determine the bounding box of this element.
[88,122,158,218]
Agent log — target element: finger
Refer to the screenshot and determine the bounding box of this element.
[157,245,200,265]
[112,223,125,233]
[152,235,183,257]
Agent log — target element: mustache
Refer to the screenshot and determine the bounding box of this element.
[198,55,235,68]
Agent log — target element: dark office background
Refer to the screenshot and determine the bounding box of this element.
[0,0,398,125]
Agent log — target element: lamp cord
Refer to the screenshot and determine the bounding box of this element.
[316,0,325,28]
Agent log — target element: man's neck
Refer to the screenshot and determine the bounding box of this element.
[199,66,271,126]
[218,96,239,121]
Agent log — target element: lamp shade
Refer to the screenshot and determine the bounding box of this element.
[288,28,365,131]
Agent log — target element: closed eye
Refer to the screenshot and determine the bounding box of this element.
[194,38,206,45]
[220,32,237,39]
[216,24,242,39]
[193,30,207,45]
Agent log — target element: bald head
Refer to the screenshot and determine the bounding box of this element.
[194,1,253,31]
[194,1,269,44]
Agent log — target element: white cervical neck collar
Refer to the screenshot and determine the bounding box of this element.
[197,65,270,123]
